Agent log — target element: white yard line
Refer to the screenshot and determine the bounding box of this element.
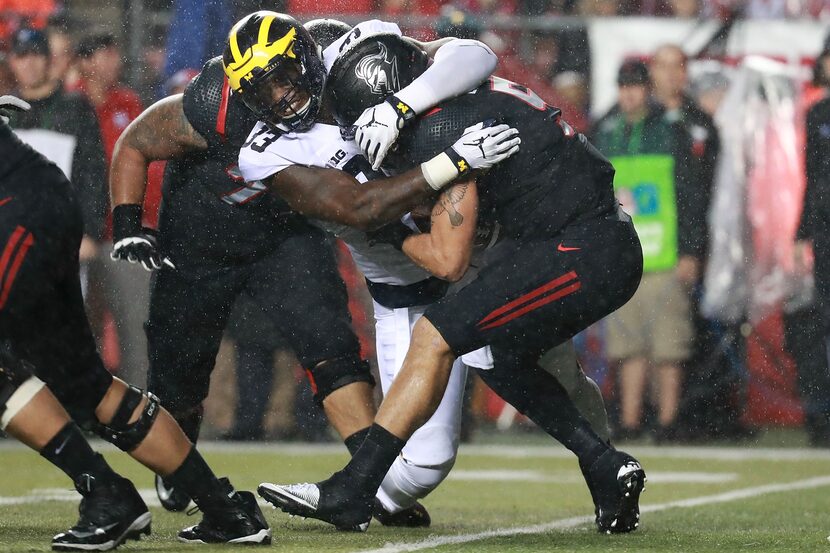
[353,475,830,553]
[1,441,827,461]
[448,469,738,484]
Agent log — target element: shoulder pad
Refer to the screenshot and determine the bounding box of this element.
[182,57,230,143]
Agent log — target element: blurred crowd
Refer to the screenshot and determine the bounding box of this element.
[0,0,828,446]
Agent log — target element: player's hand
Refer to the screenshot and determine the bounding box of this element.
[111,204,174,271]
[0,95,30,123]
[450,121,521,173]
[354,96,416,171]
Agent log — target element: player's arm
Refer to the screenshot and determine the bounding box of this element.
[269,164,438,231]
[354,38,498,169]
[109,94,208,270]
[110,94,208,207]
[400,179,478,282]
[251,121,519,231]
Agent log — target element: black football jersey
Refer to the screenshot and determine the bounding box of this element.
[388,76,618,241]
[160,57,307,276]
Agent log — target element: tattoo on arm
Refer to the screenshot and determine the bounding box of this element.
[123,95,208,158]
[432,182,468,227]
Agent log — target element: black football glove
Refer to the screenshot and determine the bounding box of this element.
[0,95,30,124]
[366,220,415,251]
[111,204,174,271]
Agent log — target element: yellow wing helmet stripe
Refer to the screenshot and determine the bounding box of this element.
[225,25,298,91]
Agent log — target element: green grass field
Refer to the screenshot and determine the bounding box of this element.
[1,439,828,552]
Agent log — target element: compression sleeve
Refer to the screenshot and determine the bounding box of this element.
[396,39,497,115]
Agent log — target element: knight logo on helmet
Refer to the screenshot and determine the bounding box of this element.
[223,11,326,132]
[327,33,429,127]
[354,42,400,95]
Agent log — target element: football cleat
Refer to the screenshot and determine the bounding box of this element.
[52,474,151,551]
[258,473,372,532]
[177,479,271,545]
[155,474,191,512]
[373,499,431,528]
[585,449,646,534]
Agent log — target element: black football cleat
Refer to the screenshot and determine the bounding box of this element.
[177,479,271,545]
[52,474,151,551]
[155,474,191,512]
[258,471,373,532]
[373,499,431,527]
[584,449,646,534]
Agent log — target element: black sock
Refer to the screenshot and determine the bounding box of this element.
[477,352,609,468]
[166,446,234,514]
[173,405,204,444]
[344,426,371,456]
[40,422,119,483]
[342,423,405,494]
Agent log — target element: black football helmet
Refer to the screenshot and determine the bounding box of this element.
[223,11,326,132]
[304,18,352,51]
[327,33,429,127]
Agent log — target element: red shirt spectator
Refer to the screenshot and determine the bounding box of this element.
[287,0,374,14]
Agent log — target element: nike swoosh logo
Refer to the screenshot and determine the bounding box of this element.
[156,479,175,502]
[54,434,72,456]
[69,522,118,538]
[557,243,581,252]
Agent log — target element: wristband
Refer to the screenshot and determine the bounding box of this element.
[112,204,143,242]
[385,95,416,128]
[420,148,470,191]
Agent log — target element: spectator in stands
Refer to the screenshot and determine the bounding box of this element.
[45,13,77,89]
[74,30,150,387]
[649,45,717,283]
[792,52,830,447]
[591,59,699,442]
[6,26,106,267]
[649,44,719,442]
[164,0,233,80]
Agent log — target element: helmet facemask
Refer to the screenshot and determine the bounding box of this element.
[224,12,326,133]
[239,55,323,132]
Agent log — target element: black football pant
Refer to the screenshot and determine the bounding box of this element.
[0,163,111,425]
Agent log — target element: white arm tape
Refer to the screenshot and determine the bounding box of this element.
[1,376,46,430]
[397,40,497,115]
[421,152,458,191]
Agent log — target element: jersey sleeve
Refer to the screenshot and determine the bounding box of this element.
[238,122,294,182]
[182,57,230,144]
[322,20,402,72]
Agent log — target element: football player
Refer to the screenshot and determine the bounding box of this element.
[111,15,502,527]
[229,15,612,527]
[251,33,647,535]
[0,96,269,549]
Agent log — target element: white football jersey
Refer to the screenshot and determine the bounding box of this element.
[238,121,432,286]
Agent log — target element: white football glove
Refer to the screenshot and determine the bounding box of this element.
[353,96,416,171]
[0,95,30,123]
[451,122,521,171]
[420,120,520,191]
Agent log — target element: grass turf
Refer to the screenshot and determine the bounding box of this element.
[0,440,827,552]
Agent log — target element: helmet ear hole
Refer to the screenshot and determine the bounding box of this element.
[328,34,429,127]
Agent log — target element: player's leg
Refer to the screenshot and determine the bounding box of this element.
[246,228,376,444]
[538,341,611,442]
[0,181,155,551]
[373,303,465,526]
[46,247,268,545]
[260,213,645,532]
[144,266,238,510]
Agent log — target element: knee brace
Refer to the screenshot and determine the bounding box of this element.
[306,354,375,404]
[0,375,46,430]
[0,347,44,429]
[94,385,160,452]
